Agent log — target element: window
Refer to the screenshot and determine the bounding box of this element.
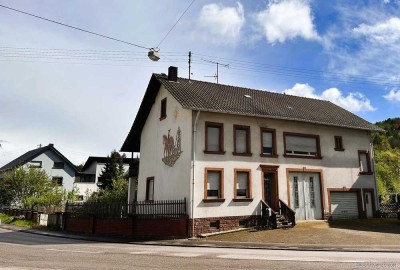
[52,177,63,186]
[293,176,299,208]
[28,161,42,168]
[309,177,315,207]
[334,136,344,151]
[260,128,277,157]
[284,132,321,158]
[233,125,251,156]
[146,177,155,201]
[75,174,95,183]
[209,220,220,229]
[204,168,224,201]
[53,162,64,169]
[160,98,167,120]
[358,151,372,174]
[234,169,252,200]
[204,122,224,154]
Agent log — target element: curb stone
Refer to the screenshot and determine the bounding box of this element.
[1,224,400,253]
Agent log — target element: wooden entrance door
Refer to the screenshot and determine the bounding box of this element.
[261,165,279,211]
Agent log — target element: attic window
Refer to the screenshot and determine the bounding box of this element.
[53,162,64,169]
[160,98,167,121]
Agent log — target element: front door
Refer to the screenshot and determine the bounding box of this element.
[289,172,322,220]
[263,172,278,211]
[365,192,373,218]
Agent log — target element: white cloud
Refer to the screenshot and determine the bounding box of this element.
[198,2,245,44]
[383,89,400,102]
[256,0,319,43]
[284,83,376,112]
[353,17,400,44]
[322,9,400,84]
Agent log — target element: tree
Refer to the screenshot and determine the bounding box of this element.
[97,150,126,190]
[87,178,128,203]
[0,166,65,210]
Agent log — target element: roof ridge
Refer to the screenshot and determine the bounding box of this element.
[154,73,331,103]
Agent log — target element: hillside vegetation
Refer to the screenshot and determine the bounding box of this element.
[373,118,400,195]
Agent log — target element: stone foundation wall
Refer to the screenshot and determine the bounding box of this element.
[188,215,260,237]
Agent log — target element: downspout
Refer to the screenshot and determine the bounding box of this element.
[191,110,201,238]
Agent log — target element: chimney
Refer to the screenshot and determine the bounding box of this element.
[49,143,54,147]
[168,66,178,82]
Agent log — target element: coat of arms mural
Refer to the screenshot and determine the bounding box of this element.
[162,127,182,167]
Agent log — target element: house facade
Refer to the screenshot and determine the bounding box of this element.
[121,67,380,236]
[75,156,134,200]
[0,144,77,191]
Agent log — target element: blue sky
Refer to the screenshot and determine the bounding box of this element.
[1,0,400,166]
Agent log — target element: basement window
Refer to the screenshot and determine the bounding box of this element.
[209,220,220,229]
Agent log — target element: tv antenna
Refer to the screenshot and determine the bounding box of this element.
[201,59,229,84]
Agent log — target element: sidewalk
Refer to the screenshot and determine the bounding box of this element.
[1,223,400,253]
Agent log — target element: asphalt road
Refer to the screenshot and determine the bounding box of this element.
[1,228,400,270]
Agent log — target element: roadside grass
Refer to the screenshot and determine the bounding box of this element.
[0,213,37,228]
[201,218,400,246]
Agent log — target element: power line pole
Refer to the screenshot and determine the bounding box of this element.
[202,59,229,84]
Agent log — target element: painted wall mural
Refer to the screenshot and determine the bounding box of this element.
[162,127,182,167]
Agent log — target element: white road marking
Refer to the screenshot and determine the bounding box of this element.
[167,253,202,258]
[46,248,103,254]
[217,254,366,263]
[129,251,157,255]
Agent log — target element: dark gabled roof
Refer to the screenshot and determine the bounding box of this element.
[121,73,381,152]
[81,156,135,172]
[0,144,78,172]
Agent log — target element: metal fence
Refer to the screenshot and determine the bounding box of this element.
[65,198,187,219]
[379,194,400,218]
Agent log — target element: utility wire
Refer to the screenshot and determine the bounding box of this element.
[157,0,197,48]
[0,4,152,50]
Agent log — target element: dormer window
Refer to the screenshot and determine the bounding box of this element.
[160,98,167,121]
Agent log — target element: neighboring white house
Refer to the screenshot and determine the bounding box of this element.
[121,67,382,236]
[75,156,134,200]
[0,144,77,191]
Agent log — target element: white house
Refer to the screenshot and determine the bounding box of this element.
[0,144,77,191]
[121,67,381,236]
[75,156,134,200]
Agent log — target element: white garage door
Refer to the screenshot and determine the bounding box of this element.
[331,192,359,220]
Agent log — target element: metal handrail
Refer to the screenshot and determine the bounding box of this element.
[260,200,277,229]
[278,199,296,227]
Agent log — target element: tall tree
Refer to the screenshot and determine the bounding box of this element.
[97,150,126,190]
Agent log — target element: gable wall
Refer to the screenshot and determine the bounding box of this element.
[31,150,76,191]
[136,85,192,202]
[192,111,375,219]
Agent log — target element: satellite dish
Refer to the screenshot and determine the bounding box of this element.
[148,49,160,61]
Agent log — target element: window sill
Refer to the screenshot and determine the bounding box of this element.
[359,172,373,175]
[232,152,252,157]
[159,116,166,121]
[232,198,253,202]
[204,150,226,155]
[202,198,225,203]
[283,154,322,160]
[260,154,279,158]
[334,148,345,152]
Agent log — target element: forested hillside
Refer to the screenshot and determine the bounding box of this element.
[373,118,400,195]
